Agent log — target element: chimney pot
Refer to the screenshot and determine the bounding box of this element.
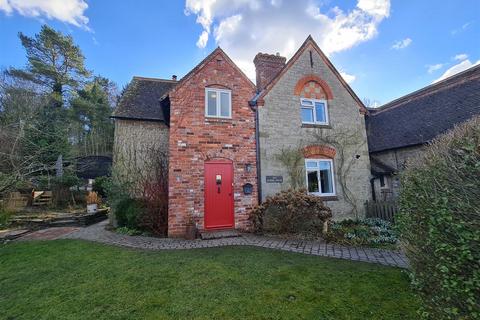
[172,75,177,81]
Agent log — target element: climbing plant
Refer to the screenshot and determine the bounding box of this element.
[312,127,367,219]
[275,146,304,189]
[273,127,367,219]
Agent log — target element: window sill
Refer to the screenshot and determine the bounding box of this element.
[205,117,233,124]
[319,195,338,201]
[301,123,331,129]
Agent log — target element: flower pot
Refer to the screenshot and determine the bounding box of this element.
[185,224,197,240]
[87,203,97,213]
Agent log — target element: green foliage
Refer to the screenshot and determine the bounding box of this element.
[250,188,332,235]
[92,176,109,198]
[0,25,116,195]
[396,116,480,319]
[8,25,90,100]
[115,198,144,230]
[324,218,398,248]
[0,203,14,229]
[36,173,79,190]
[69,77,115,156]
[115,226,142,236]
[21,103,71,165]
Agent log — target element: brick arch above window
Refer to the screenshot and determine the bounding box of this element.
[294,75,334,100]
[205,83,233,90]
[303,145,336,159]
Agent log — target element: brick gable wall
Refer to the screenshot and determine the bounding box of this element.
[167,51,257,237]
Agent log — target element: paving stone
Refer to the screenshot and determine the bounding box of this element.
[55,221,410,268]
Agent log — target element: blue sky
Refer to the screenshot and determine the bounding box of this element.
[1,0,479,105]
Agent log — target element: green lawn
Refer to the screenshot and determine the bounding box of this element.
[0,240,419,320]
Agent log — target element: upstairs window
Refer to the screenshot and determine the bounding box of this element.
[300,98,328,125]
[305,159,335,196]
[205,88,231,118]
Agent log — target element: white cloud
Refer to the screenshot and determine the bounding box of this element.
[391,38,412,50]
[453,53,468,61]
[433,59,480,83]
[451,21,472,35]
[340,71,356,84]
[185,0,390,78]
[427,63,443,73]
[0,0,89,29]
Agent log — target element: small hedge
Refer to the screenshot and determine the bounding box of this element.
[115,198,145,230]
[249,188,332,235]
[396,116,480,319]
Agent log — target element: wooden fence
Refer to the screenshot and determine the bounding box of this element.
[364,200,399,222]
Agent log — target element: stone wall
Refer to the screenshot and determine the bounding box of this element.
[371,144,426,199]
[167,49,257,237]
[113,119,169,196]
[258,44,372,220]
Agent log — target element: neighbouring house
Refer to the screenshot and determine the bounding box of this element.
[112,76,175,194]
[367,64,480,200]
[113,48,257,237]
[250,36,372,220]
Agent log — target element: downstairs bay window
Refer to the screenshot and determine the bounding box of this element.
[305,159,335,196]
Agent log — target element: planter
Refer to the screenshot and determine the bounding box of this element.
[185,224,197,240]
[86,203,97,213]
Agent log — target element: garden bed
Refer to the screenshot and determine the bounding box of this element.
[324,218,398,250]
[10,208,109,228]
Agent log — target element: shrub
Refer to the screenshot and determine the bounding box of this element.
[139,179,168,236]
[324,218,397,247]
[93,176,109,198]
[115,226,142,236]
[249,188,332,235]
[0,202,14,229]
[115,198,144,230]
[396,116,480,319]
[35,173,80,207]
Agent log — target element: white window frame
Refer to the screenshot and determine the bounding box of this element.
[300,98,329,125]
[305,159,336,196]
[205,88,232,119]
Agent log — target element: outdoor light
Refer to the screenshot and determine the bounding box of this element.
[245,163,252,172]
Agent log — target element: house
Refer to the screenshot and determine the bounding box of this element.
[112,36,373,237]
[367,64,480,200]
[113,48,257,237]
[250,36,372,220]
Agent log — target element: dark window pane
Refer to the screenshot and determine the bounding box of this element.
[307,171,319,193]
[319,161,333,194]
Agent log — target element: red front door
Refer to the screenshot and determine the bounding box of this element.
[204,161,234,229]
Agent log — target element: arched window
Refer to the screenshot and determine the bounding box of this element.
[303,145,336,196]
[294,75,333,126]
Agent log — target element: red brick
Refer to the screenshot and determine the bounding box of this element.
[167,49,257,237]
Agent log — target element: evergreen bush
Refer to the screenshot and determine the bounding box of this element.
[396,116,480,319]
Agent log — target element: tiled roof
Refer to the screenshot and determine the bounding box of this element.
[367,65,480,153]
[112,77,176,121]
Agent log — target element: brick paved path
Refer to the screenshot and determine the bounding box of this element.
[56,221,409,268]
[17,227,79,241]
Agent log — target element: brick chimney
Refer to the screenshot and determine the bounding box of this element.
[254,52,286,91]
